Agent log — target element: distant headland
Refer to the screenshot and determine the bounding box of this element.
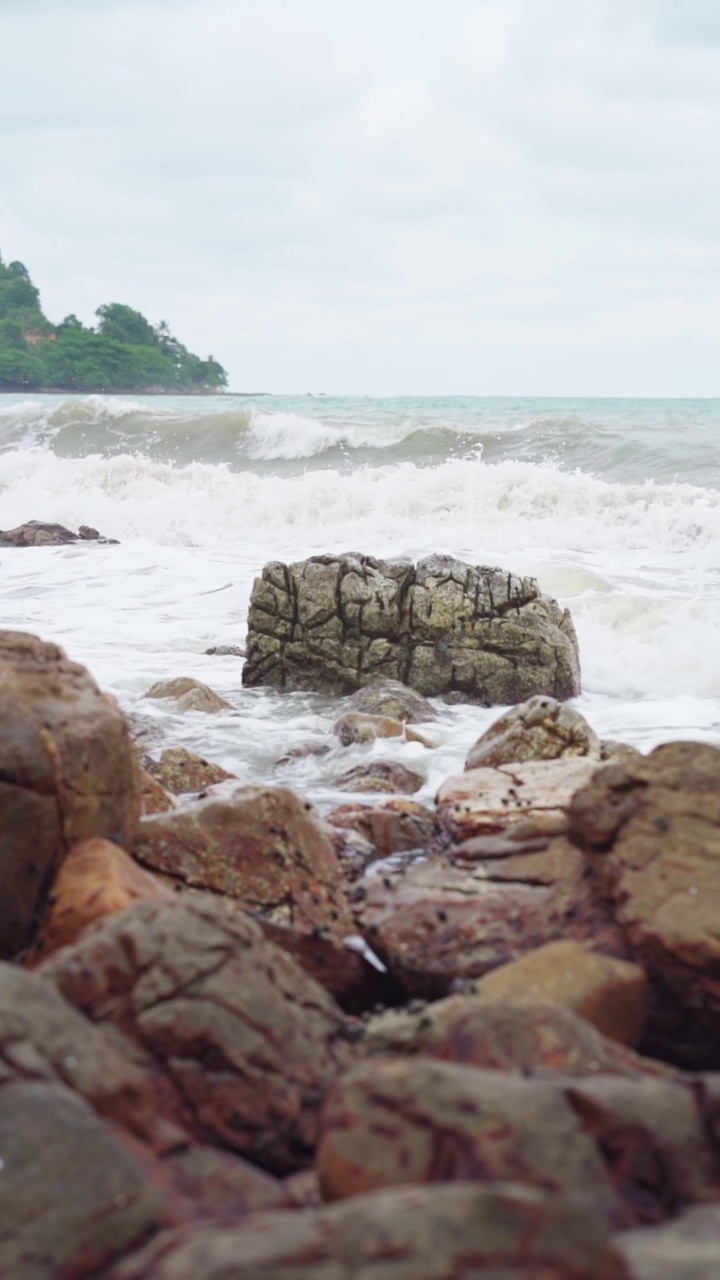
[0,254,227,394]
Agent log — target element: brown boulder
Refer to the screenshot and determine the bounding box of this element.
[334,710,435,746]
[139,767,176,815]
[436,756,599,847]
[568,741,720,1062]
[354,835,625,996]
[471,939,648,1047]
[144,677,231,713]
[0,519,117,546]
[614,1203,720,1280]
[328,798,435,862]
[108,1183,629,1280]
[30,837,172,961]
[0,630,140,957]
[465,694,600,770]
[361,998,671,1080]
[39,895,354,1171]
[347,679,438,722]
[331,760,424,794]
[317,1057,621,1220]
[142,746,236,794]
[0,1080,161,1280]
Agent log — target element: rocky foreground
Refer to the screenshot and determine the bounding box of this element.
[3,627,720,1278]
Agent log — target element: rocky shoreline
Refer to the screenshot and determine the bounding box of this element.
[2,552,720,1278]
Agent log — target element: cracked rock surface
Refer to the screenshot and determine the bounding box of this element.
[38,895,355,1172]
[242,553,580,703]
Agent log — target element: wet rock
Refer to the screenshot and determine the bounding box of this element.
[568,741,720,1062]
[139,767,177,815]
[328,798,435,862]
[274,741,331,766]
[465,694,600,770]
[0,519,118,546]
[0,630,140,957]
[331,760,424,795]
[614,1203,720,1280]
[142,747,236,794]
[317,1057,621,1220]
[436,756,599,847]
[204,644,244,657]
[471,939,648,1047]
[0,1080,161,1280]
[243,554,581,704]
[354,835,625,996]
[334,710,435,747]
[149,1145,290,1225]
[143,677,232,713]
[108,1182,629,1280]
[361,998,671,1080]
[39,896,354,1171]
[347,679,437,723]
[133,782,368,1001]
[30,837,172,961]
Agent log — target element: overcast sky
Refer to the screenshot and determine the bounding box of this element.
[1,0,718,395]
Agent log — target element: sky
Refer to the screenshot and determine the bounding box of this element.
[0,0,718,396]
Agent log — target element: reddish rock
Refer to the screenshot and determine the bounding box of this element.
[30,837,172,961]
[436,756,598,847]
[142,747,236,794]
[39,895,355,1172]
[471,939,648,1047]
[317,1057,622,1221]
[569,741,720,1062]
[139,767,176,815]
[331,760,424,794]
[361,999,673,1080]
[0,630,140,957]
[465,695,600,770]
[334,711,435,747]
[133,783,366,1000]
[354,835,626,996]
[328,798,435,862]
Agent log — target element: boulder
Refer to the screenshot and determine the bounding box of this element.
[0,630,140,957]
[333,710,435,746]
[436,756,599,847]
[465,694,600,769]
[316,1057,621,1220]
[470,939,648,1047]
[330,760,424,795]
[142,747,236,794]
[361,998,671,1080]
[0,519,117,546]
[38,896,355,1171]
[0,1081,161,1280]
[29,837,172,961]
[347,679,437,722]
[139,767,176,815]
[143,677,231,713]
[328,798,435,862]
[107,1183,629,1280]
[354,835,625,996]
[568,741,720,1062]
[242,554,581,704]
[133,782,370,1001]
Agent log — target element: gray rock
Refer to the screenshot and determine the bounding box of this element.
[465,694,600,769]
[0,520,118,546]
[242,554,580,704]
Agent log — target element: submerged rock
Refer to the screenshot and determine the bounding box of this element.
[143,677,232,713]
[0,519,118,546]
[243,553,580,704]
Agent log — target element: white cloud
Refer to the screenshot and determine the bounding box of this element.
[0,0,719,393]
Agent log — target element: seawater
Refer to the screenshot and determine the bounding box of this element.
[1,391,719,807]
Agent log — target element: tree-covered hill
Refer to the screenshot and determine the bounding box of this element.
[0,256,227,393]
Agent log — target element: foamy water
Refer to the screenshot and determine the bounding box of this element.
[1,391,719,804]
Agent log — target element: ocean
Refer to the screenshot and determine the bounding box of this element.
[1,391,719,809]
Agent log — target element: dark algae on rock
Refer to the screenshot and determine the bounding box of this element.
[243,552,580,704]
